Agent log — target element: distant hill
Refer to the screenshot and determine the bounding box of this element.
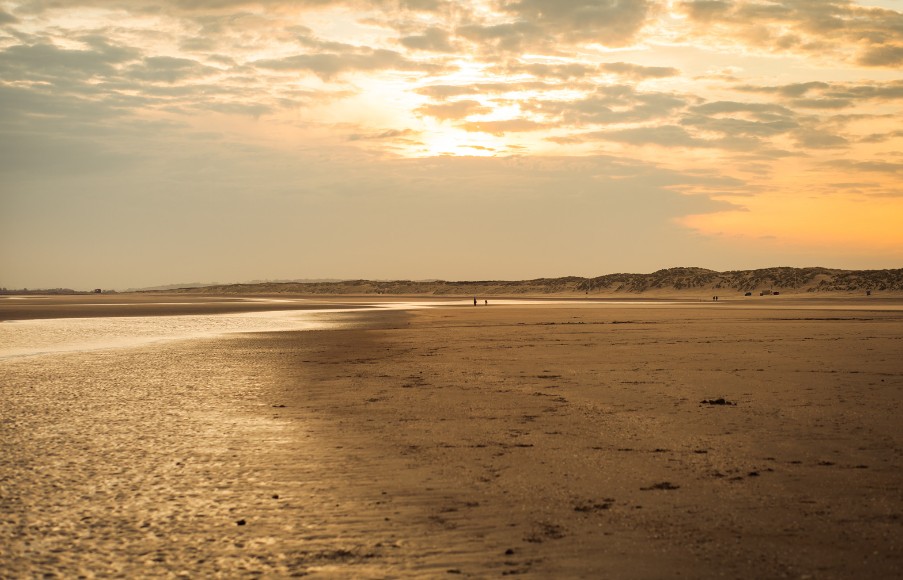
[154,267,903,296]
[127,278,347,292]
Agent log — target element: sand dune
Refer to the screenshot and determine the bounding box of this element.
[156,266,903,297]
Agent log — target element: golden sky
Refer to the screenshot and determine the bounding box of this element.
[1,1,901,288]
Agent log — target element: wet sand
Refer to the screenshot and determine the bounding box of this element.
[2,298,902,577]
[0,294,379,321]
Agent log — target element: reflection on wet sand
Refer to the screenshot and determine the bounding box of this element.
[0,314,419,577]
[0,308,368,360]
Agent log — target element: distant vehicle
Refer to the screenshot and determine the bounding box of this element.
[744,292,752,296]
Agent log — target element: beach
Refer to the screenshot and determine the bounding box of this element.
[2,296,902,578]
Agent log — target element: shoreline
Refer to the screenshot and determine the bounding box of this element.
[3,292,903,323]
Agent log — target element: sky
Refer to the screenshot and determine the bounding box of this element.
[1,0,902,290]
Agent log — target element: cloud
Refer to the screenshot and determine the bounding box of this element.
[860,130,903,144]
[790,98,854,110]
[676,0,903,67]
[858,44,903,67]
[528,85,687,126]
[415,84,482,98]
[735,79,903,110]
[490,60,680,81]
[12,0,450,12]
[456,21,539,53]
[490,61,598,80]
[501,0,652,46]
[830,160,903,175]
[253,48,443,79]
[395,0,449,10]
[680,114,798,137]
[460,119,547,135]
[126,56,219,83]
[793,128,849,149]
[453,1,652,54]
[0,41,139,82]
[679,0,731,22]
[417,99,491,120]
[416,81,552,98]
[0,9,19,24]
[347,128,419,141]
[599,124,709,147]
[735,81,829,98]
[595,124,774,153]
[0,43,149,128]
[598,62,680,80]
[690,101,794,120]
[0,35,304,134]
[13,0,332,13]
[204,101,272,117]
[399,27,456,52]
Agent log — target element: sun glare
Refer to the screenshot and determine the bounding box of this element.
[415,126,500,157]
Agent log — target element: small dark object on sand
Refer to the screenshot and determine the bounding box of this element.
[641,482,680,491]
[701,398,736,406]
[574,498,614,512]
[236,519,246,526]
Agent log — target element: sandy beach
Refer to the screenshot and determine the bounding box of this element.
[2,296,902,578]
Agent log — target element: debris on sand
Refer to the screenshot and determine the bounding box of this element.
[524,522,566,543]
[701,398,736,406]
[574,499,615,512]
[640,482,680,491]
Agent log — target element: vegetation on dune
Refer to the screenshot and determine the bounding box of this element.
[157,267,903,296]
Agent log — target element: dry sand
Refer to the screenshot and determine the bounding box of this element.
[2,296,902,578]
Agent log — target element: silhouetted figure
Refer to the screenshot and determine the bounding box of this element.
[474,297,477,306]
[484,299,488,305]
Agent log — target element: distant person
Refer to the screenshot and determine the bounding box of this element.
[484,299,488,305]
[474,297,477,306]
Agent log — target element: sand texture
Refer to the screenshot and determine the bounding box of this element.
[2,298,902,578]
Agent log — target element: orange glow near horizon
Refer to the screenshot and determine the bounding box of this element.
[683,188,903,251]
